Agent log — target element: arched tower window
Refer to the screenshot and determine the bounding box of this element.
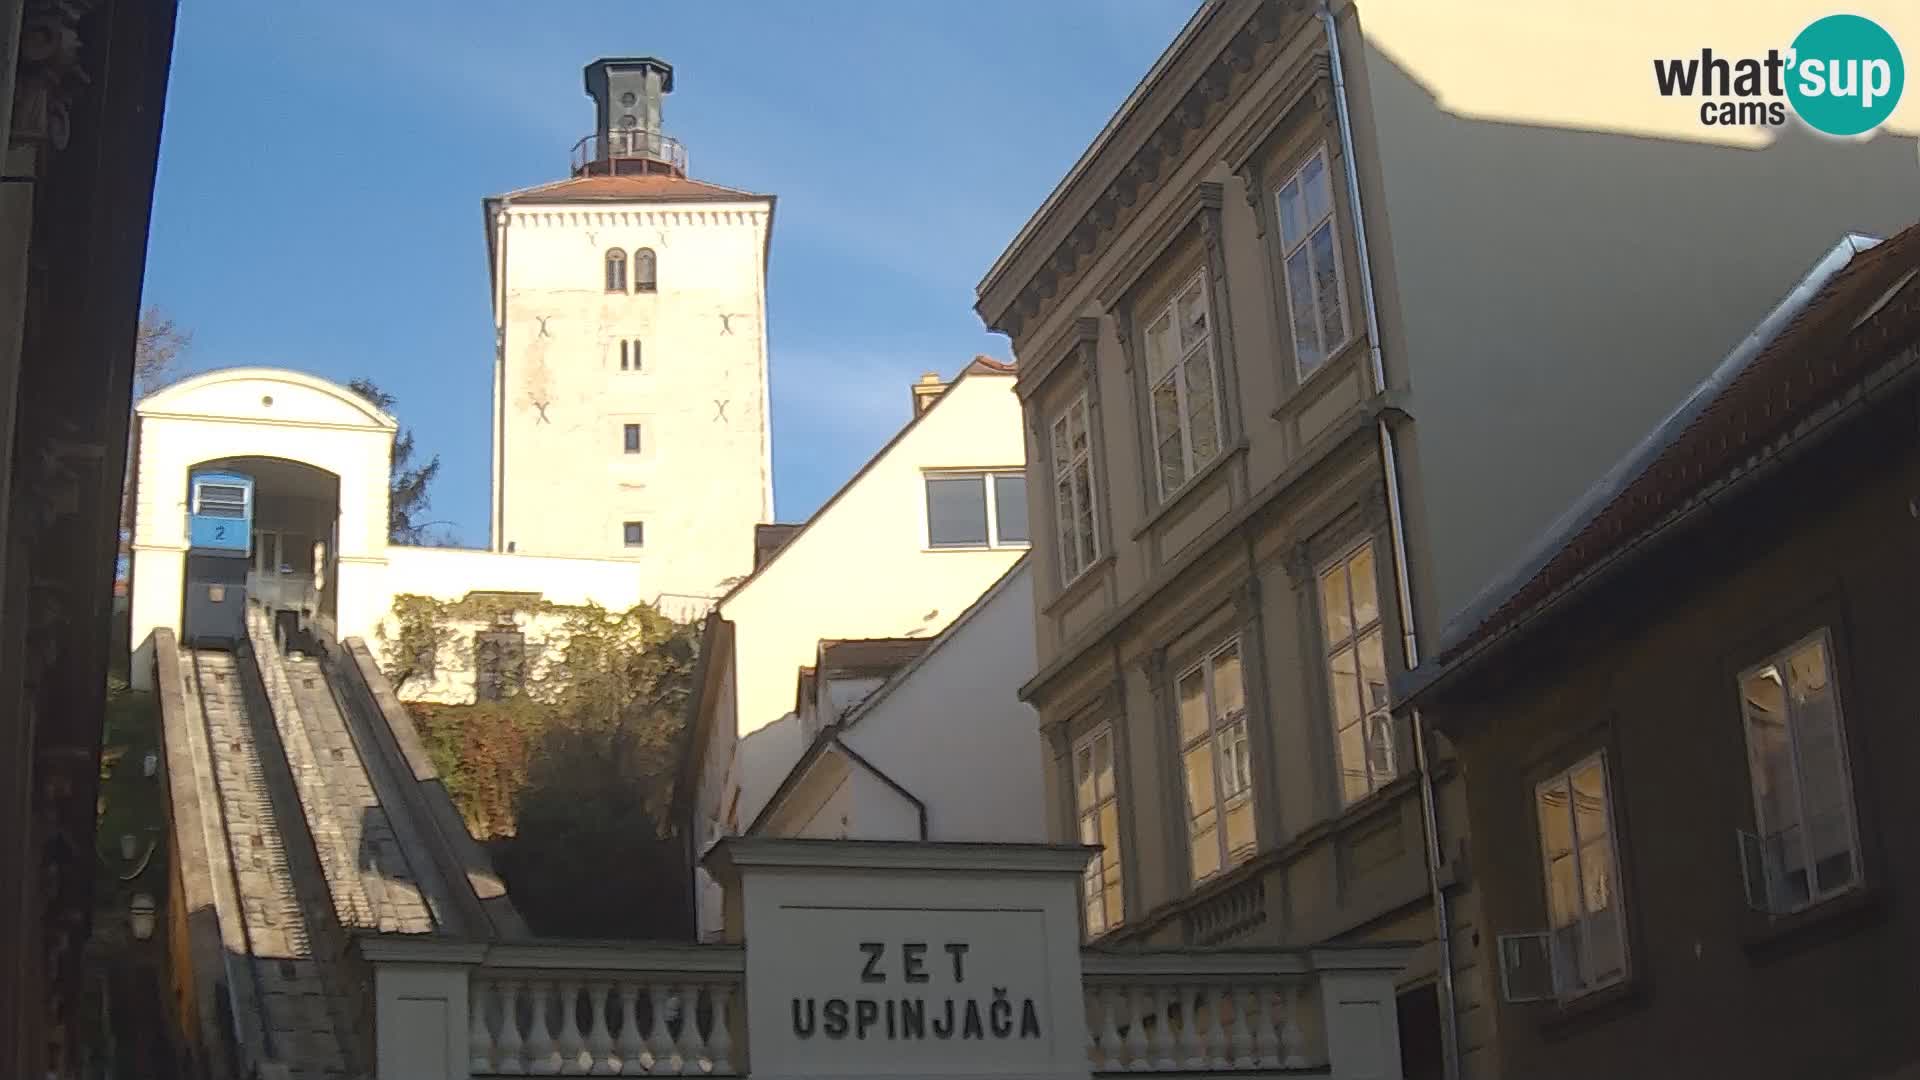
[604,248,627,293]
[634,248,658,293]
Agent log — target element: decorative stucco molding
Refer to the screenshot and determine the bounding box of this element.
[981,0,1300,342]
[10,0,99,152]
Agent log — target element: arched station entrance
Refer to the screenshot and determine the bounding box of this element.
[184,455,342,648]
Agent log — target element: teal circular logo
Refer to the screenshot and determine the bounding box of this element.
[1787,14,1905,136]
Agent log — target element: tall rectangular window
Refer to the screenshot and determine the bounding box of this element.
[474,628,526,703]
[1176,639,1255,883]
[623,521,645,548]
[1534,752,1627,996]
[1737,629,1860,915]
[1319,542,1395,806]
[623,423,642,454]
[925,471,1029,549]
[1073,725,1124,937]
[1275,147,1349,378]
[1051,392,1100,585]
[1142,273,1223,499]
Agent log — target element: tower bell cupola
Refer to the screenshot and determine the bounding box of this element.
[575,56,686,178]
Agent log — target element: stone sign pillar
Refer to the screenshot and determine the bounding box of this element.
[705,838,1098,1080]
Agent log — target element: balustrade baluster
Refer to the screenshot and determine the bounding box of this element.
[617,982,647,1075]
[588,981,617,1074]
[498,979,528,1075]
[1228,985,1254,1067]
[677,984,709,1075]
[1181,985,1207,1069]
[1250,984,1280,1068]
[1251,980,1282,1060]
[1105,987,1130,1069]
[709,982,735,1075]
[1280,985,1309,1068]
[528,981,561,1075]
[472,979,498,1073]
[1151,987,1177,1070]
[1208,986,1231,1068]
[647,984,677,1075]
[1124,986,1150,1071]
[557,979,588,1074]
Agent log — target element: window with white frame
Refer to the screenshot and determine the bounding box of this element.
[1736,629,1861,916]
[1524,752,1627,999]
[1142,273,1224,499]
[1275,148,1349,378]
[925,471,1029,549]
[1073,725,1124,937]
[1176,639,1255,883]
[1050,392,1100,584]
[1318,541,1396,805]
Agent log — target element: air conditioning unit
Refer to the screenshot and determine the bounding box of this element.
[1495,931,1557,1003]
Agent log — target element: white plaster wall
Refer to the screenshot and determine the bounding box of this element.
[714,371,1028,828]
[792,766,921,842]
[494,200,773,612]
[839,560,1046,843]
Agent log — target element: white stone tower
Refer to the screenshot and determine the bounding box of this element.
[483,57,775,618]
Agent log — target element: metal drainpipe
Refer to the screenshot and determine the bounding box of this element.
[1319,6,1462,1079]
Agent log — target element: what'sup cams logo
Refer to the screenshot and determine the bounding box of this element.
[1653,14,1904,136]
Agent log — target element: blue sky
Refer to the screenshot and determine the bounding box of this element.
[143,1,1197,545]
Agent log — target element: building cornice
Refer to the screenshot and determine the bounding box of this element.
[702,837,1097,884]
[975,0,1303,342]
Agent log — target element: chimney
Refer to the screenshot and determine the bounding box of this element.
[911,372,948,416]
[579,57,684,177]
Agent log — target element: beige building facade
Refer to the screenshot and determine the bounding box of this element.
[975,3,1918,1079]
[681,361,1031,941]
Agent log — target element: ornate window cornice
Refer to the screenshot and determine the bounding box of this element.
[979,0,1303,343]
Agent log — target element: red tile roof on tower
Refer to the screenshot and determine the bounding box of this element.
[496,173,768,204]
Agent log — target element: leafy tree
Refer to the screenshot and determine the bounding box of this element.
[405,602,700,938]
[346,377,446,546]
[118,308,193,581]
[133,306,191,396]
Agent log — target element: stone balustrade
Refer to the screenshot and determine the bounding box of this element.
[1080,949,1361,1073]
[363,936,1409,1080]
[468,965,742,1075]
[358,841,1412,1080]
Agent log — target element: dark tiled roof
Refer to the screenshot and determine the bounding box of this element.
[754,523,803,570]
[817,638,934,676]
[496,173,766,204]
[1404,223,1920,701]
[965,354,1016,375]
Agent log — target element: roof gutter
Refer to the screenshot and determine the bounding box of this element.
[1317,8,1458,1079]
[1402,232,1881,705]
[1409,329,1920,715]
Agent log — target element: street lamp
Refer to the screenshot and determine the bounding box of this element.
[129,893,156,941]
